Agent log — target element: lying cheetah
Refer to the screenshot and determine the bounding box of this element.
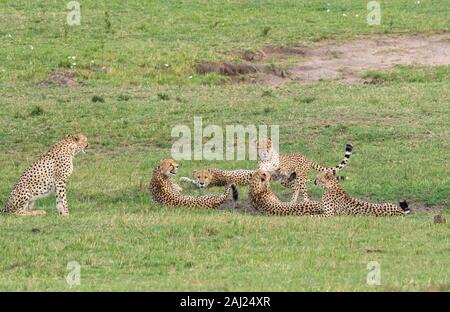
[150,159,238,208]
[249,170,324,216]
[314,171,410,217]
[256,138,353,203]
[180,168,254,189]
[2,134,88,216]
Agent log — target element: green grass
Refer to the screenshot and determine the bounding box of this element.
[1,0,449,85]
[0,0,449,291]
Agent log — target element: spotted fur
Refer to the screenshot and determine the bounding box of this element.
[249,170,324,216]
[180,168,254,189]
[151,159,238,208]
[314,171,410,217]
[2,134,88,216]
[257,138,353,203]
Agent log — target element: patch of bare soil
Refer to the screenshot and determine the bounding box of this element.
[219,200,262,215]
[409,203,446,215]
[210,33,450,84]
[38,72,84,87]
[291,33,450,83]
[235,46,308,62]
[195,63,287,79]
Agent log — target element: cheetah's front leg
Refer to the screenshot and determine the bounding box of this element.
[290,190,300,203]
[55,180,69,216]
[179,176,200,188]
[173,183,183,194]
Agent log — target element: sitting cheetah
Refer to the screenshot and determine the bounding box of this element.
[180,168,254,189]
[249,170,324,216]
[314,171,410,217]
[2,134,88,216]
[150,159,238,208]
[256,138,353,203]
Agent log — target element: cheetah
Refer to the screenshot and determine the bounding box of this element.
[180,168,254,189]
[249,170,324,216]
[150,159,238,208]
[2,134,88,216]
[314,171,410,217]
[256,138,353,203]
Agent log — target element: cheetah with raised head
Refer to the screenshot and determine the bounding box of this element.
[2,134,88,216]
[256,138,353,203]
[180,168,254,189]
[150,159,238,208]
[249,170,324,216]
[314,171,410,217]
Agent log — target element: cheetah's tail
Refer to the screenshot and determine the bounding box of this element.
[311,143,353,174]
[399,200,410,214]
[231,184,238,201]
[223,184,238,202]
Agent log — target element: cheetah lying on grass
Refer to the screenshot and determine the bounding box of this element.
[314,171,410,217]
[151,159,238,208]
[248,170,324,216]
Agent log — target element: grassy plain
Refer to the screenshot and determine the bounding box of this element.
[0,0,448,291]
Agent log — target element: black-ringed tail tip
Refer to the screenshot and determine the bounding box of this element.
[345,143,353,156]
[399,200,410,214]
[336,175,347,181]
[231,184,239,201]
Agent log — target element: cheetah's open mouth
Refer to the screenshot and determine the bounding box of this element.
[81,144,89,154]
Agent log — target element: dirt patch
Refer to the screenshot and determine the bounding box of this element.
[214,33,450,84]
[263,46,309,56]
[234,46,308,62]
[195,62,287,79]
[366,248,383,253]
[38,71,84,87]
[433,214,447,224]
[240,49,267,62]
[291,33,450,83]
[408,203,446,215]
[219,200,262,215]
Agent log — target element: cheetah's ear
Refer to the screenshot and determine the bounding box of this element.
[71,133,82,142]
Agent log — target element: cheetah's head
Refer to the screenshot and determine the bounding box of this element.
[250,170,271,194]
[314,171,338,188]
[193,169,212,189]
[159,159,179,177]
[256,138,273,161]
[68,133,89,154]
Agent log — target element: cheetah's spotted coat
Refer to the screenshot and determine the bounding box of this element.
[151,159,237,209]
[2,134,88,216]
